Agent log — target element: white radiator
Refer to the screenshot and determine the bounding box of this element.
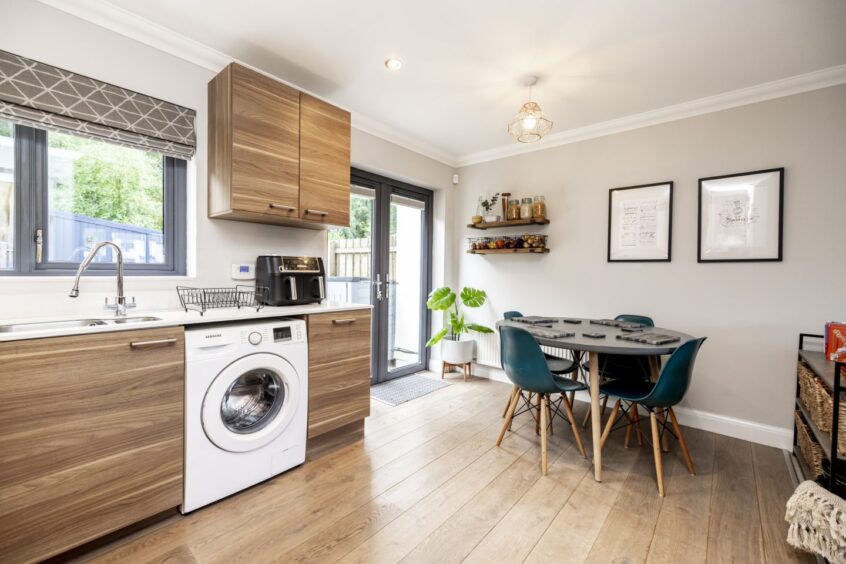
[475,330,574,368]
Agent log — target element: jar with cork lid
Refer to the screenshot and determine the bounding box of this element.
[532,195,547,220]
[519,197,533,219]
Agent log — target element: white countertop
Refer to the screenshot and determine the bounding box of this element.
[0,301,372,342]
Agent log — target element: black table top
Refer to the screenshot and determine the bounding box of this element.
[496,317,696,355]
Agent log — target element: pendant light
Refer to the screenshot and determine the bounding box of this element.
[507,76,553,143]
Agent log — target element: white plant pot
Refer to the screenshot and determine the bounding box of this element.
[441,338,474,365]
[483,214,500,223]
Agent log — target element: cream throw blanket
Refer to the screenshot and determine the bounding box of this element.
[785,480,846,563]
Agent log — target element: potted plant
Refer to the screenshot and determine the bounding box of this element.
[425,286,494,364]
[480,193,500,223]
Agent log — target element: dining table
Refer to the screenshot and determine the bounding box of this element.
[496,317,695,482]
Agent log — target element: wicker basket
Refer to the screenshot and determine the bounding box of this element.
[795,410,826,480]
[798,362,825,424]
[799,361,846,456]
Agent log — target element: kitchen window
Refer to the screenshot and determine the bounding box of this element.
[0,121,187,275]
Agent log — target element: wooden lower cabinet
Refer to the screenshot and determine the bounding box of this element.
[0,327,184,563]
[305,309,371,439]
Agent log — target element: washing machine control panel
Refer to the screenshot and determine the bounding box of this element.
[248,331,263,345]
[273,326,291,342]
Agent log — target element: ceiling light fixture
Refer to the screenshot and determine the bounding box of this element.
[507,76,553,143]
[384,57,403,71]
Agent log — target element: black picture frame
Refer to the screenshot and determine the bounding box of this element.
[607,181,674,262]
[697,167,784,263]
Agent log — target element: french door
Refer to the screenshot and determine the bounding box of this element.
[326,169,433,384]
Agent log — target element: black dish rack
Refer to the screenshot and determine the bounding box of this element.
[176,285,269,315]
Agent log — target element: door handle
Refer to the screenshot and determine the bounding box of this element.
[304,209,329,216]
[34,228,43,264]
[269,203,296,212]
[332,318,357,325]
[130,338,178,349]
[375,274,383,301]
[317,276,325,300]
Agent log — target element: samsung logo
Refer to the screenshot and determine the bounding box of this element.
[204,333,223,339]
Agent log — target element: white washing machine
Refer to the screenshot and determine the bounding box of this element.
[182,318,307,513]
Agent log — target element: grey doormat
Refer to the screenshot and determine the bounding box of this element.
[370,374,451,406]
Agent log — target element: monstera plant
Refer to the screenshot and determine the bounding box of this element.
[426,286,493,365]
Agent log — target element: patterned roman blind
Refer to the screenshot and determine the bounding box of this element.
[0,49,196,159]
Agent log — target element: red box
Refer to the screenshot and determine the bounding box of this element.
[825,322,846,362]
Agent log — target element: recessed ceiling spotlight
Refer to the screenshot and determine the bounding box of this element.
[384,57,403,71]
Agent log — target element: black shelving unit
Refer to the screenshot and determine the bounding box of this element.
[793,333,846,494]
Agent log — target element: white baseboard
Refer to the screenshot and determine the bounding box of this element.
[467,363,793,450]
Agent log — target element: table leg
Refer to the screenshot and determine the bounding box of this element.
[589,351,602,482]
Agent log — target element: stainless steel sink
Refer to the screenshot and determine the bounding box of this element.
[0,316,162,333]
[0,319,110,333]
[108,316,162,324]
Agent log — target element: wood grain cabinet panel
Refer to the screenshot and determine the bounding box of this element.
[306,309,371,439]
[298,93,351,227]
[0,327,184,563]
[209,63,302,224]
[208,64,352,229]
[307,355,371,438]
[307,309,371,366]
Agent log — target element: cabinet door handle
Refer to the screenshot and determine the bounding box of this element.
[130,338,178,349]
[332,318,356,325]
[269,203,296,212]
[304,209,329,216]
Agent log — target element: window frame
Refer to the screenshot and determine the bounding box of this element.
[2,123,187,276]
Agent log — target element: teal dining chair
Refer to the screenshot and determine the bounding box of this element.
[598,337,706,496]
[581,313,656,448]
[497,326,587,475]
[501,311,580,430]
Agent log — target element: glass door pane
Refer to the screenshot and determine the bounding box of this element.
[326,186,375,306]
[386,193,425,375]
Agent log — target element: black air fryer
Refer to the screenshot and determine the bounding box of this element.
[256,256,326,306]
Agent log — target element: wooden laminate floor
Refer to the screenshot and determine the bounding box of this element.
[80,375,813,564]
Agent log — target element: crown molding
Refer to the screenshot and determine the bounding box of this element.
[36,0,459,167]
[36,0,846,171]
[456,63,846,167]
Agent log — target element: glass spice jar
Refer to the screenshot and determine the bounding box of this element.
[507,199,521,221]
[520,197,533,219]
[532,195,547,219]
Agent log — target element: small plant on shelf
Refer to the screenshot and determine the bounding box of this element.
[479,193,500,222]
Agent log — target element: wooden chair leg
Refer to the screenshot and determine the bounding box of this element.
[600,399,621,449]
[632,403,644,446]
[561,394,587,458]
[668,408,696,475]
[547,399,554,436]
[540,394,549,475]
[582,404,592,429]
[650,410,665,496]
[624,403,634,448]
[659,408,670,453]
[463,362,470,381]
[601,395,609,419]
[535,393,542,435]
[502,387,518,418]
[497,386,521,446]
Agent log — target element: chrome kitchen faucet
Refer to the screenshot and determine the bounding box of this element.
[68,241,136,316]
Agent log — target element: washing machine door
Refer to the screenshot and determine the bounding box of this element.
[202,352,301,453]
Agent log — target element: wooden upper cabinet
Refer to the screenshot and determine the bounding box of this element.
[208,63,351,229]
[299,93,351,227]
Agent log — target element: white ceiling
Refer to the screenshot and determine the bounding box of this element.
[50,0,846,166]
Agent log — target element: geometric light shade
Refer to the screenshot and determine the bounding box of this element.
[507,101,553,143]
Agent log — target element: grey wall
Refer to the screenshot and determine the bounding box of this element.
[453,84,846,434]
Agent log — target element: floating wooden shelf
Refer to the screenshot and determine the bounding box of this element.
[466,248,550,255]
[467,218,549,230]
